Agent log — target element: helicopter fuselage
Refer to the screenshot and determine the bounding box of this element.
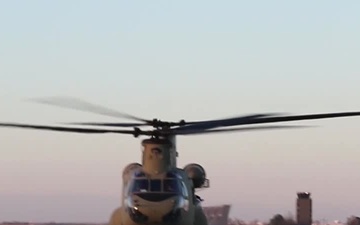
[109,136,209,225]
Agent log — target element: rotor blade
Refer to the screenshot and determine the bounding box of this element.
[60,114,280,128]
[185,113,283,125]
[62,122,149,127]
[27,96,150,123]
[173,113,286,131]
[174,111,360,131]
[65,120,209,127]
[172,125,310,135]
[0,122,148,135]
[62,114,272,128]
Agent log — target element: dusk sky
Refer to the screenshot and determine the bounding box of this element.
[1,0,360,223]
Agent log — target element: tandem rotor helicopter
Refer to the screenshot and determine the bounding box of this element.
[2,97,360,225]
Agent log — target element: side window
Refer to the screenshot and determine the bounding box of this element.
[181,181,189,198]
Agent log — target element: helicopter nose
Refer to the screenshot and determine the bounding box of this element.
[161,206,182,223]
[127,195,186,224]
[162,195,187,223]
[127,206,148,224]
[127,206,181,224]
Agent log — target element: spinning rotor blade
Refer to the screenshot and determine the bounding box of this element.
[65,113,282,128]
[0,122,149,135]
[172,113,285,131]
[62,122,148,127]
[184,113,283,125]
[28,96,150,123]
[173,125,310,135]
[174,111,360,131]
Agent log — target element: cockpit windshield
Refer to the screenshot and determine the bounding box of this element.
[128,171,183,194]
[129,178,182,193]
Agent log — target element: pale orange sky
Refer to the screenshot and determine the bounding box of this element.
[1,0,360,223]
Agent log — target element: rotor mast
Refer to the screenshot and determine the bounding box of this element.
[141,135,177,176]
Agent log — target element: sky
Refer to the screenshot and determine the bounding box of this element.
[1,0,360,223]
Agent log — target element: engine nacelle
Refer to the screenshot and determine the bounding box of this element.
[183,163,208,189]
[122,162,142,186]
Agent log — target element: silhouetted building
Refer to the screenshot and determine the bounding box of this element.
[296,192,312,225]
[203,204,231,225]
[1,222,31,225]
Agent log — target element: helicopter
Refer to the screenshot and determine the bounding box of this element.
[2,96,360,225]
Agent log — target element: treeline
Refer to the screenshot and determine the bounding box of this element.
[228,214,360,225]
[227,214,296,225]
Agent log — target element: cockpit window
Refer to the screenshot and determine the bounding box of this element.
[129,178,183,194]
[131,179,149,192]
[163,179,181,193]
[150,179,162,192]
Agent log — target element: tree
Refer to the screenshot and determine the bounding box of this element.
[269,214,296,225]
[269,214,285,225]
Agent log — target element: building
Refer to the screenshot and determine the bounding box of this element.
[0,222,32,225]
[296,192,312,225]
[202,204,231,225]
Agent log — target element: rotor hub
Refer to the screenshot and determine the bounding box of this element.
[150,118,187,129]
